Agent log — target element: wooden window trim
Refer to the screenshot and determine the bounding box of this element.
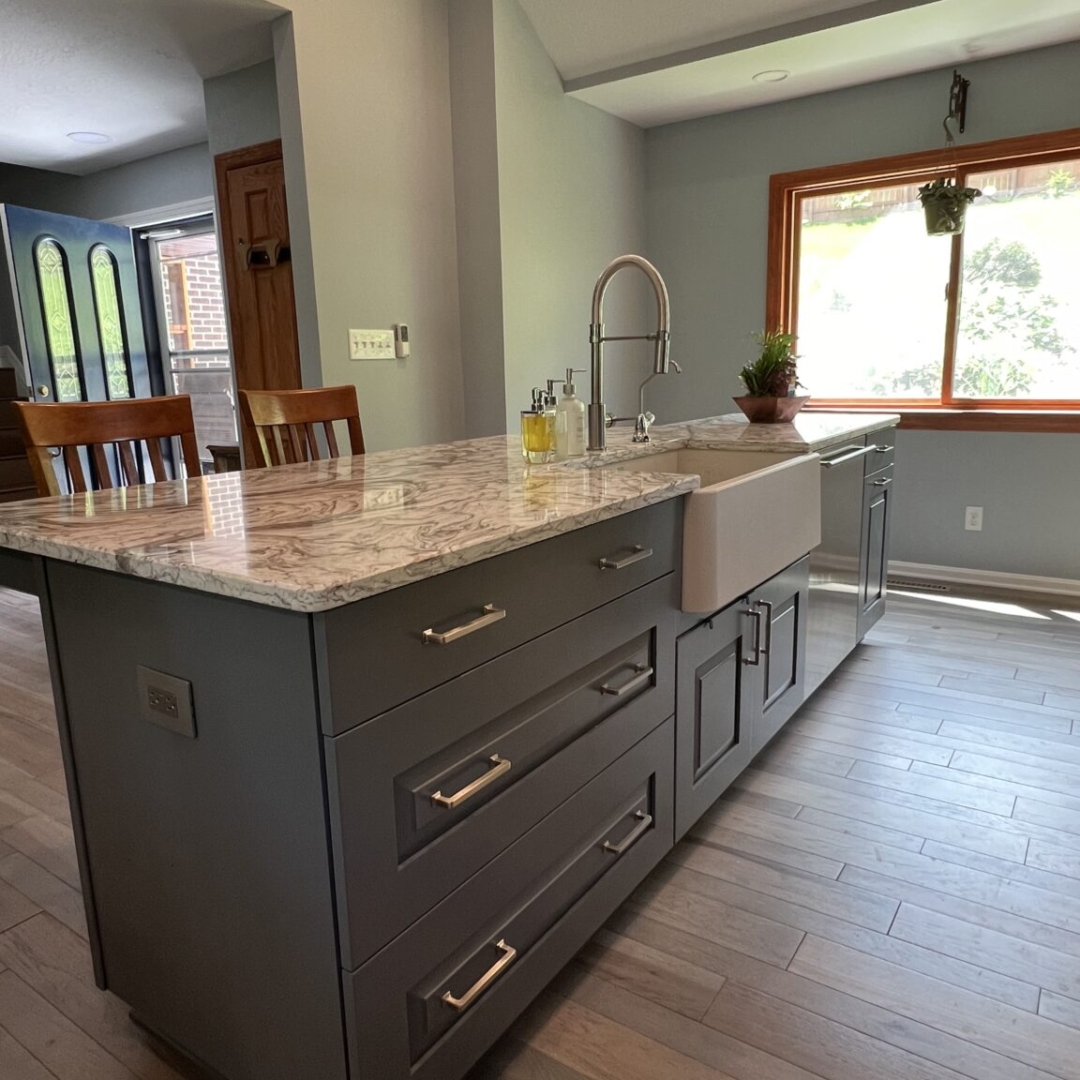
[767,127,1080,426]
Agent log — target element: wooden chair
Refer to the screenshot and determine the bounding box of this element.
[238,386,365,468]
[13,396,202,498]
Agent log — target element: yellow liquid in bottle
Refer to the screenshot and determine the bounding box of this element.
[521,412,555,463]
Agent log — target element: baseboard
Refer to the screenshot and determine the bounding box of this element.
[889,560,1080,600]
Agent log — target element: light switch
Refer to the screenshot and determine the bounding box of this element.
[349,329,395,360]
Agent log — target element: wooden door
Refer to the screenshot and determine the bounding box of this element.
[675,602,755,839]
[751,557,809,754]
[2,205,152,405]
[215,141,301,455]
[858,469,894,639]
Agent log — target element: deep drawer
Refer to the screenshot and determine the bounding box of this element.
[326,574,676,967]
[865,438,895,474]
[313,499,681,734]
[344,718,674,1080]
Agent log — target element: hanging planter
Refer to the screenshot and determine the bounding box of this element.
[918,178,982,236]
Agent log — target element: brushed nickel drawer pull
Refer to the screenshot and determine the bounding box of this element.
[422,604,506,645]
[820,445,876,468]
[873,478,893,487]
[743,606,763,666]
[875,444,894,453]
[441,939,517,1012]
[602,810,653,855]
[431,754,512,809]
[599,664,654,697]
[599,545,653,570]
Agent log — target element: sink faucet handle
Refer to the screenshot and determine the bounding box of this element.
[671,360,683,375]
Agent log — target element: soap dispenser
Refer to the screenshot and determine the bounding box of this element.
[555,368,587,458]
[521,387,555,464]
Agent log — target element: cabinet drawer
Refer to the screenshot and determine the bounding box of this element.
[314,500,681,735]
[344,718,674,1080]
[326,575,676,967]
[865,439,895,474]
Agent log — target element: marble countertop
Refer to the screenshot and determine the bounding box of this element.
[0,411,897,612]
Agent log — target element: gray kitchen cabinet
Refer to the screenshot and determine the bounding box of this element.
[675,556,809,838]
[858,462,894,639]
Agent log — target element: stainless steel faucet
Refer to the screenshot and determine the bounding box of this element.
[588,255,671,452]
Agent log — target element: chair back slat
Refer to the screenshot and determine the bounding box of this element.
[13,396,202,498]
[118,441,140,486]
[239,386,365,469]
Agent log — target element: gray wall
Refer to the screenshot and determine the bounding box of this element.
[492,0,647,434]
[448,0,649,437]
[204,60,281,158]
[0,144,213,223]
[644,40,1080,581]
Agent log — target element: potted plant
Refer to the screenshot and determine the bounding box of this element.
[918,178,981,235]
[733,330,809,423]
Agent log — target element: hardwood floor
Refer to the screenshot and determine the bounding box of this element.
[2,584,1080,1079]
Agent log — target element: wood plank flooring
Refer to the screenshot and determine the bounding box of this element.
[2,585,1080,1079]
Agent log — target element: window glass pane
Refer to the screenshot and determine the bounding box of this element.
[34,238,83,402]
[796,185,952,398]
[954,160,1080,399]
[89,245,132,400]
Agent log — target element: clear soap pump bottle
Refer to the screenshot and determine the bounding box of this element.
[521,387,556,464]
[555,368,587,458]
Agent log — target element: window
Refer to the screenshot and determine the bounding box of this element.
[768,127,1080,427]
[89,245,133,400]
[34,238,84,402]
[148,223,236,465]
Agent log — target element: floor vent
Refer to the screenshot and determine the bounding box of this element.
[887,577,951,592]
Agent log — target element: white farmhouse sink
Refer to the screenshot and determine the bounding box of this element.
[606,448,821,613]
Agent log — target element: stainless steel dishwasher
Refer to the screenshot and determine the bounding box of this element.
[805,441,879,696]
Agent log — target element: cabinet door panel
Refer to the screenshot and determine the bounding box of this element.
[676,603,754,839]
[858,468,893,639]
[753,557,809,755]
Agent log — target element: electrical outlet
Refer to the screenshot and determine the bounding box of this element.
[349,329,395,360]
[136,665,196,738]
[965,505,984,532]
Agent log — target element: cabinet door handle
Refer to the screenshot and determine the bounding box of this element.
[599,545,653,570]
[820,445,876,468]
[873,477,893,487]
[602,810,652,855]
[754,598,773,657]
[431,754,512,808]
[441,939,517,1012]
[743,607,763,666]
[599,664,654,697]
[874,444,894,453]
[422,604,506,645]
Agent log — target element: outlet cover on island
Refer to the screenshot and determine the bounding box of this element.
[965,506,984,531]
[349,329,395,360]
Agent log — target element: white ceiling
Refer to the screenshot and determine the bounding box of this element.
[518,0,1080,128]
[0,0,283,175]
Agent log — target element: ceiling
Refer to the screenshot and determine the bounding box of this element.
[0,0,283,175]
[517,0,1080,127]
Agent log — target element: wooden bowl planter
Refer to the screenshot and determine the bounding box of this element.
[918,179,982,236]
[733,394,810,424]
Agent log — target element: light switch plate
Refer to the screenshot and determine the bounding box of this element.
[349,329,395,360]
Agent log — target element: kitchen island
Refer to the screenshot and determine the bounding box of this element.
[0,411,897,1080]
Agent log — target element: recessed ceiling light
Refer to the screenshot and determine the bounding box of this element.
[67,131,111,144]
[752,70,790,84]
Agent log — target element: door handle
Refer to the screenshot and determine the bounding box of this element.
[602,810,653,855]
[422,604,506,645]
[441,939,517,1012]
[742,606,763,666]
[754,598,774,657]
[430,754,511,809]
[36,384,51,399]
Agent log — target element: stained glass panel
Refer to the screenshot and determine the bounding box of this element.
[89,245,132,399]
[34,239,83,402]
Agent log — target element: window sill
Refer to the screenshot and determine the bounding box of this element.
[804,406,1080,433]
